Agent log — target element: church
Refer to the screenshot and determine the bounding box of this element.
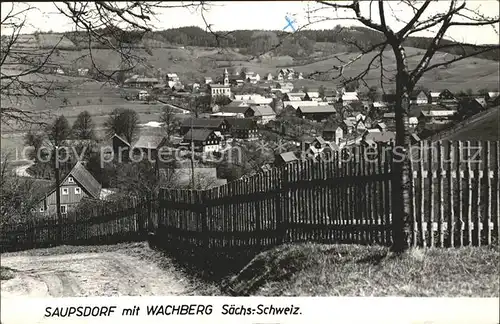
[208,69,231,98]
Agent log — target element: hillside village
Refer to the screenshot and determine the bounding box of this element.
[14,62,500,218]
[1,0,500,305]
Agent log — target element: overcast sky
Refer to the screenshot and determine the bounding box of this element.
[2,1,499,45]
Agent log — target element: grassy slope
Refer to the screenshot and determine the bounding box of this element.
[443,107,499,141]
[226,243,499,297]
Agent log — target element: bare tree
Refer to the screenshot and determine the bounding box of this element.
[159,105,180,143]
[306,0,499,252]
[104,107,140,144]
[0,155,40,228]
[1,2,209,126]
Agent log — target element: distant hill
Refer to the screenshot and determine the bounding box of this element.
[4,27,499,92]
[16,26,499,61]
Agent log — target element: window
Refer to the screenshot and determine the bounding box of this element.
[75,187,81,195]
[60,205,67,214]
[68,177,74,183]
[62,188,69,195]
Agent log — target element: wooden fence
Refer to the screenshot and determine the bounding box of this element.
[1,140,499,255]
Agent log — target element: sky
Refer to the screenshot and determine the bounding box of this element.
[1,1,499,45]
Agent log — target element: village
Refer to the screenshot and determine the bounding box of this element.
[1,1,499,308]
[16,64,500,218]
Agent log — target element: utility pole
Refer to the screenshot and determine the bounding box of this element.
[54,144,62,244]
[190,100,196,189]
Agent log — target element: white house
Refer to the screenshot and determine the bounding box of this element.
[266,73,273,81]
[166,73,180,88]
[138,90,149,101]
[342,92,359,103]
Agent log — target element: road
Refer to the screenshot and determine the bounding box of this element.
[1,251,189,298]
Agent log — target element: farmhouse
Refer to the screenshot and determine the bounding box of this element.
[234,94,272,105]
[362,131,395,144]
[410,90,430,105]
[276,68,295,80]
[109,134,131,161]
[246,105,276,124]
[458,97,488,117]
[166,73,180,87]
[283,100,328,110]
[124,75,160,88]
[182,129,221,153]
[226,118,259,140]
[341,92,359,104]
[419,110,457,124]
[180,118,230,135]
[296,105,336,122]
[35,162,102,217]
[132,135,167,160]
[321,126,344,144]
[210,112,243,119]
[283,92,305,101]
[486,91,499,102]
[275,152,299,166]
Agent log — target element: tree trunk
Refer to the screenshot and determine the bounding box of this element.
[391,46,413,253]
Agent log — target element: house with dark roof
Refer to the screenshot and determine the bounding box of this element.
[35,161,102,217]
[182,129,221,153]
[458,97,488,118]
[180,118,230,135]
[109,134,131,162]
[296,105,336,122]
[226,118,259,140]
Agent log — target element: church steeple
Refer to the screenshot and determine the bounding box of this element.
[223,68,229,86]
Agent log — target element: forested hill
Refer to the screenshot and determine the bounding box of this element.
[153,26,499,61]
[57,25,499,61]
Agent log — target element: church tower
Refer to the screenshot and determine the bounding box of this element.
[223,68,229,86]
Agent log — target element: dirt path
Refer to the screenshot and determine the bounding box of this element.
[1,251,190,298]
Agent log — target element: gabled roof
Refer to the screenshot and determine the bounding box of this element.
[306,91,320,98]
[364,131,395,143]
[297,105,336,114]
[133,135,166,149]
[181,118,226,129]
[487,91,499,99]
[249,105,276,116]
[67,161,102,199]
[226,118,257,130]
[410,90,429,98]
[279,151,298,163]
[183,129,215,142]
[342,92,359,101]
[420,110,457,117]
[283,100,320,109]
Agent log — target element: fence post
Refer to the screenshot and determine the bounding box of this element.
[277,167,286,245]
